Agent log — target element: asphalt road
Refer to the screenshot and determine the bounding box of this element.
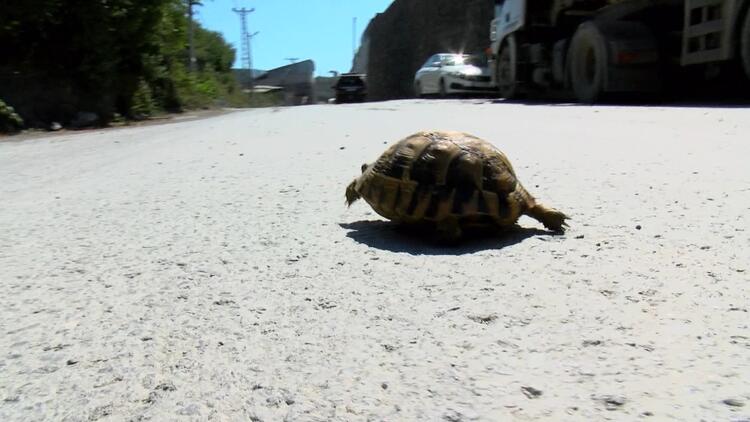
[1,100,749,421]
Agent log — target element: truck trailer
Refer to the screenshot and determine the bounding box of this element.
[489,0,750,102]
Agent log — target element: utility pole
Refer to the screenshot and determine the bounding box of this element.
[233,7,256,87]
[188,0,203,72]
[248,30,259,78]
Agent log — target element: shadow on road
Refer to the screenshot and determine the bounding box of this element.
[339,220,553,255]
[489,98,750,108]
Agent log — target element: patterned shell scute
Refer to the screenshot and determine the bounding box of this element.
[363,131,524,224]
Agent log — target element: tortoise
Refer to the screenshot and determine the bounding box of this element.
[345,131,569,240]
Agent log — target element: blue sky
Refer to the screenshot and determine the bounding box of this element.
[197,0,394,75]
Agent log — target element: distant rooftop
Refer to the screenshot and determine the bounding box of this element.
[253,60,315,86]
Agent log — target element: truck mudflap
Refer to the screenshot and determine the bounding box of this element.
[569,20,661,101]
[598,21,662,92]
[596,20,661,65]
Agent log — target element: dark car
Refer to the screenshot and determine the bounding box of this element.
[333,73,367,103]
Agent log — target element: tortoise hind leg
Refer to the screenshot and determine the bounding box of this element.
[526,203,570,233]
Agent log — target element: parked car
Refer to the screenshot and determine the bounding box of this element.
[333,73,367,103]
[414,53,496,97]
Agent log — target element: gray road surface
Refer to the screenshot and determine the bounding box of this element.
[1,100,749,421]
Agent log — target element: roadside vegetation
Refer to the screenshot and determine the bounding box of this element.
[0,0,262,132]
[0,99,24,133]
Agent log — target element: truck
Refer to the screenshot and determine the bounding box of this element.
[488,0,750,102]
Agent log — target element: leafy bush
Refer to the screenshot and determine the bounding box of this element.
[131,79,157,118]
[0,99,24,133]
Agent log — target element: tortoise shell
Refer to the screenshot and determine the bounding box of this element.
[345,131,568,238]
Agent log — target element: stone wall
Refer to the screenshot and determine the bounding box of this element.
[351,21,372,74]
[364,0,494,100]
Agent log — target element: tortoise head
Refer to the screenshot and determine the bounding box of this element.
[346,163,369,206]
[345,179,360,206]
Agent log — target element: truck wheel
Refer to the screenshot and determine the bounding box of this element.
[496,35,519,99]
[569,22,608,103]
[741,9,750,81]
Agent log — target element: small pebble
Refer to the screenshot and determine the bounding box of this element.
[723,398,745,407]
[339,146,345,150]
[635,225,642,230]
[155,382,176,392]
[598,395,627,410]
[521,386,543,399]
[283,391,295,405]
[381,382,388,390]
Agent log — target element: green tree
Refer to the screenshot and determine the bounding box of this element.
[0,0,245,128]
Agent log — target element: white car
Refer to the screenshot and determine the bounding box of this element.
[414,53,496,97]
